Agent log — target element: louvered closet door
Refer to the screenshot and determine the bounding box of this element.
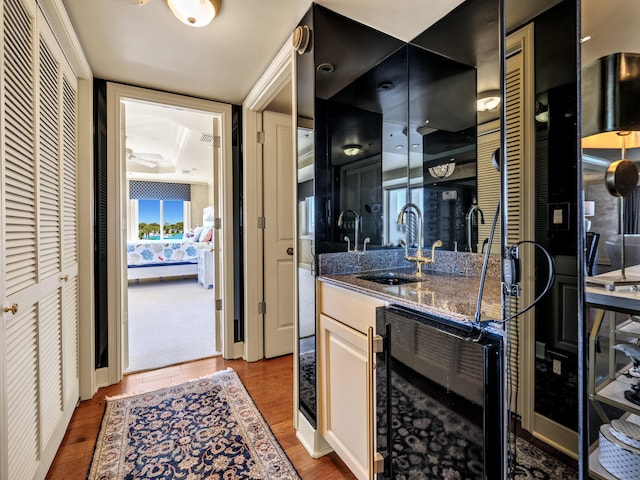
[503,25,535,420]
[477,122,501,256]
[0,1,79,479]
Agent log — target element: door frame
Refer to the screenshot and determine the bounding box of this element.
[242,37,295,363]
[103,83,236,387]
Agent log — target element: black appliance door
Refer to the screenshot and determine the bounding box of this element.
[376,305,504,480]
[375,317,392,478]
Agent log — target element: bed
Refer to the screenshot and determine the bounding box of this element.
[127,241,212,281]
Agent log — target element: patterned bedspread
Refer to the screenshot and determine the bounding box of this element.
[127,242,210,266]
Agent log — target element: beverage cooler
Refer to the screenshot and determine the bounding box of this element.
[375,305,504,479]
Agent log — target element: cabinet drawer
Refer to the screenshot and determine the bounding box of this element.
[318,281,386,333]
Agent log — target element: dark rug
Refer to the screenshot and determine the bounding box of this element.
[88,368,300,479]
[298,350,316,416]
[382,366,577,480]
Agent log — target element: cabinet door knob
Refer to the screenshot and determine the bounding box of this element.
[3,304,18,315]
[287,247,294,255]
[60,274,69,282]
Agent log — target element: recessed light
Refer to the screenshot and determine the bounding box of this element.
[412,144,419,149]
[396,145,403,150]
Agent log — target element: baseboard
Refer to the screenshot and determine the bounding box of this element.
[96,366,110,388]
[296,411,333,458]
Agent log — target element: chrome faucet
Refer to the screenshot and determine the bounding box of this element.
[338,209,361,252]
[466,203,485,252]
[397,203,442,275]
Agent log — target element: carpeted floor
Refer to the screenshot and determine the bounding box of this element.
[88,368,301,479]
[126,278,218,372]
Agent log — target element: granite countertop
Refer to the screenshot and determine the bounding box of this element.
[319,267,503,325]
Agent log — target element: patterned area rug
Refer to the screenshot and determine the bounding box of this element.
[383,366,577,480]
[88,368,300,479]
[298,351,316,416]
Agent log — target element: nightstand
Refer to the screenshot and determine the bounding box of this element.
[197,249,214,289]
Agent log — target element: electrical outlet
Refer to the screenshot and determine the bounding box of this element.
[552,359,562,375]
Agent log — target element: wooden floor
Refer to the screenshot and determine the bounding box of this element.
[46,354,355,479]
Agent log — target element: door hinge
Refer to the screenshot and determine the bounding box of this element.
[258,216,266,229]
[213,135,221,148]
[216,299,223,311]
[258,301,266,314]
[257,131,265,144]
[214,218,222,230]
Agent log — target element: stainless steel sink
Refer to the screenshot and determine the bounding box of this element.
[357,272,423,285]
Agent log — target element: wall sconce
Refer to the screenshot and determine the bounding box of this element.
[167,0,222,27]
[476,90,501,112]
[342,144,362,157]
[535,101,549,123]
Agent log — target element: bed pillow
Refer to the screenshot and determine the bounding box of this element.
[198,226,212,242]
[192,226,203,242]
[183,229,196,241]
[202,228,213,242]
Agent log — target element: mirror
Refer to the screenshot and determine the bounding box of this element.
[582,1,640,478]
[318,46,408,251]
[409,0,503,255]
[295,5,406,426]
[406,44,479,253]
[297,0,582,474]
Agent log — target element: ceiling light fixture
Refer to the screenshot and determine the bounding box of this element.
[167,0,221,27]
[342,144,362,156]
[476,90,501,112]
[428,161,455,179]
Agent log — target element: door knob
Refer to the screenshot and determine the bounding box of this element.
[3,303,18,315]
[60,274,69,282]
[287,247,294,255]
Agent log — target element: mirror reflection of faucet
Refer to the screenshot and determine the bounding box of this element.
[466,202,485,253]
[397,203,442,275]
[338,209,362,252]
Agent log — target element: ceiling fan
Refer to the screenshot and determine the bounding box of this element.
[125,148,164,168]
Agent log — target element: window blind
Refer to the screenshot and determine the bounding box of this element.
[129,180,191,200]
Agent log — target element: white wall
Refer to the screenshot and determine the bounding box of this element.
[190,182,212,227]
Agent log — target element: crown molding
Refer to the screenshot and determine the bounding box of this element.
[38,0,92,79]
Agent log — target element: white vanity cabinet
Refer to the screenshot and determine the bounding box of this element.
[317,281,386,480]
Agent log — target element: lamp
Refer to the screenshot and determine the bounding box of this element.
[476,90,501,112]
[342,144,362,157]
[582,52,640,285]
[584,200,595,232]
[167,0,221,27]
[582,53,640,147]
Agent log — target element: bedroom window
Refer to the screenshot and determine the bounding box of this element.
[129,181,191,241]
[138,199,185,240]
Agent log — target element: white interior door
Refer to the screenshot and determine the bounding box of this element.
[120,104,129,371]
[263,111,295,358]
[212,116,222,353]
